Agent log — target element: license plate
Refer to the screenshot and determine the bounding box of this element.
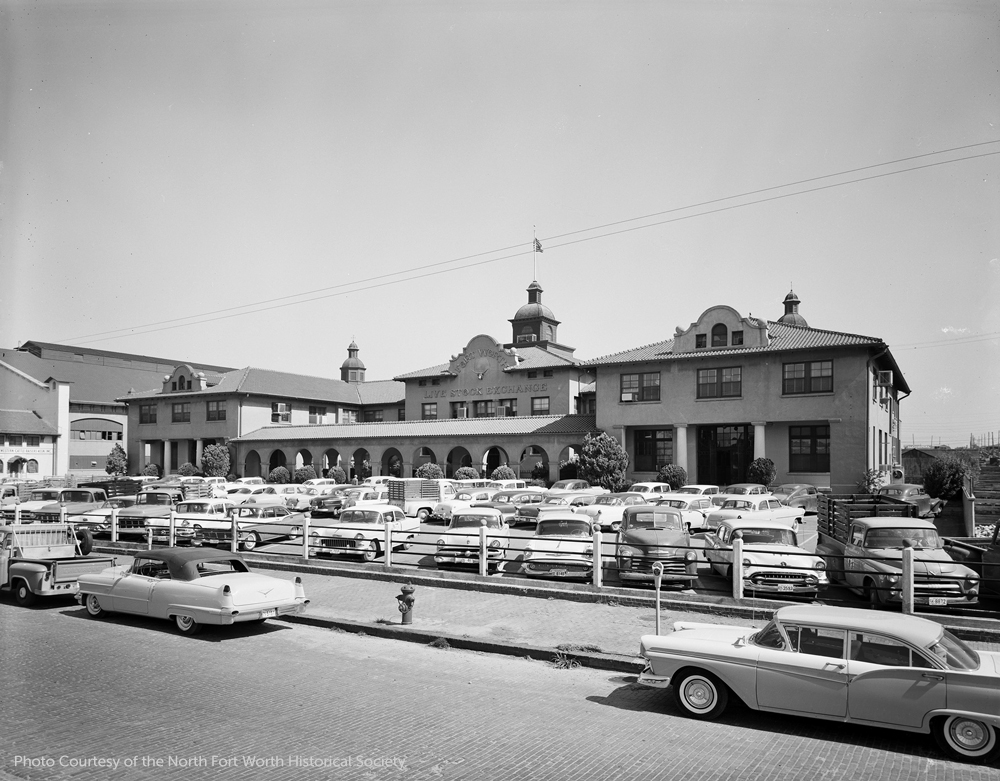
[259,608,276,618]
[457,557,478,564]
[777,584,794,592]
[929,597,947,606]
[550,569,568,577]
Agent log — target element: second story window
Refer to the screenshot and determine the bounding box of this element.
[398,407,406,421]
[620,372,660,402]
[711,324,728,347]
[422,403,438,420]
[341,409,358,424]
[309,406,327,424]
[363,409,384,422]
[531,397,550,415]
[783,361,833,395]
[206,401,226,421]
[697,367,742,399]
[451,402,468,418]
[172,402,191,423]
[696,334,706,348]
[498,398,517,416]
[474,400,495,418]
[26,435,40,447]
[139,403,157,424]
[271,402,291,424]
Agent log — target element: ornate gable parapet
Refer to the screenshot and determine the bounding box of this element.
[672,305,769,353]
[447,334,519,380]
[161,364,208,394]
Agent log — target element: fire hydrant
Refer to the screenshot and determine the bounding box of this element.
[396,583,416,625]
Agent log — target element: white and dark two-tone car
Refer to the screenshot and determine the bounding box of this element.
[521,512,597,581]
[77,548,309,635]
[638,604,1000,764]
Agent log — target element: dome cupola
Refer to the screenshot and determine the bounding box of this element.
[340,341,366,383]
[777,289,809,327]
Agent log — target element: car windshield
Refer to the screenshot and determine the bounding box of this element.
[339,510,381,524]
[722,500,753,511]
[29,490,61,501]
[541,497,569,506]
[864,528,942,549]
[536,519,592,537]
[675,487,699,494]
[61,491,96,503]
[178,503,210,513]
[626,511,683,531]
[593,496,622,506]
[732,528,796,545]
[233,507,264,518]
[452,514,501,529]
[456,493,476,501]
[926,629,980,671]
[138,493,173,505]
[658,500,690,510]
[107,497,135,508]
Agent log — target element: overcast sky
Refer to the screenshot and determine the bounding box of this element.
[2,0,997,447]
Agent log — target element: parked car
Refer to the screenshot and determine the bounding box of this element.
[675,484,721,496]
[308,486,356,519]
[487,479,529,491]
[152,498,237,544]
[489,489,548,507]
[513,493,598,526]
[77,548,308,635]
[4,487,109,522]
[116,488,186,539]
[878,484,944,519]
[711,483,770,506]
[340,486,390,510]
[522,513,597,581]
[309,504,417,561]
[769,483,821,515]
[281,485,320,511]
[704,518,828,597]
[547,479,608,494]
[704,495,804,531]
[70,496,139,536]
[637,604,1000,763]
[650,494,716,532]
[227,485,280,505]
[431,489,497,523]
[614,505,699,588]
[627,482,673,495]
[434,507,510,573]
[198,504,305,550]
[576,492,649,532]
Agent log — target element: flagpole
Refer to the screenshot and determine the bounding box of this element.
[533,228,537,280]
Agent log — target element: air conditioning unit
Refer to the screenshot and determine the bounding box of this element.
[877,370,893,387]
[890,463,905,483]
[456,408,467,419]
[621,392,638,402]
[496,408,507,417]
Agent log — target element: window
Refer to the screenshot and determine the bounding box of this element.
[431,378,440,386]
[363,409,383,422]
[418,380,427,387]
[206,401,226,421]
[543,370,553,378]
[171,403,191,423]
[786,625,846,659]
[271,403,291,424]
[789,425,830,472]
[348,370,359,382]
[697,367,742,398]
[527,371,538,379]
[711,324,728,347]
[498,398,517,417]
[620,372,660,402]
[732,330,744,346]
[783,361,833,394]
[517,333,538,343]
[139,403,157,424]
[422,403,438,420]
[26,436,40,447]
[531,397,549,415]
[635,429,673,472]
[451,402,469,418]
[397,407,405,421]
[27,459,38,473]
[309,406,327,424]
[8,435,22,447]
[849,632,931,667]
[474,400,495,418]
[341,409,358,424]
[695,334,706,349]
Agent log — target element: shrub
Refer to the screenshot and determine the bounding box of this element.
[530,462,549,481]
[105,443,128,477]
[293,466,317,484]
[327,466,347,484]
[655,464,688,490]
[747,458,776,487]
[923,456,974,500]
[202,444,231,478]
[577,432,630,492]
[142,463,161,478]
[558,459,579,480]
[177,462,198,477]
[226,473,239,482]
[856,468,885,493]
[416,462,445,480]
[490,465,516,481]
[267,466,290,484]
[453,466,480,480]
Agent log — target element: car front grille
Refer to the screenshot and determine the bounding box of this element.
[319,538,356,549]
[36,512,61,523]
[117,518,147,530]
[913,580,966,598]
[748,571,819,586]
[622,557,688,574]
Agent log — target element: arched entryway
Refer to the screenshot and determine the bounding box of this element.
[446,447,473,478]
[558,444,582,479]
[482,446,510,477]
[413,447,437,476]
[322,449,341,477]
[268,449,287,474]
[381,448,404,478]
[350,448,371,481]
[519,445,549,481]
[244,450,261,478]
[295,449,314,470]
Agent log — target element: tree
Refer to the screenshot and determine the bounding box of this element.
[490,465,516,481]
[201,444,231,478]
[747,457,776,487]
[105,443,128,477]
[327,465,347,484]
[142,463,160,478]
[177,462,198,477]
[416,462,444,480]
[576,432,630,492]
[923,456,975,500]
[293,466,317,483]
[529,462,549,481]
[267,466,290,484]
[656,463,688,490]
[454,466,480,480]
[856,468,886,493]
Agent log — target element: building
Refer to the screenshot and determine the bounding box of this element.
[582,290,906,492]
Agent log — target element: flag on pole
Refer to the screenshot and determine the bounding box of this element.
[534,238,543,253]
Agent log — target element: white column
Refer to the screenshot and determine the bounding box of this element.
[163,440,173,475]
[674,425,688,474]
[195,439,204,468]
[753,423,767,460]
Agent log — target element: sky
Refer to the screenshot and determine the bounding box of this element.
[1,0,997,448]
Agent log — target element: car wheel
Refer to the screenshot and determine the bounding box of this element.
[174,615,202,636]
[672,670,729,719]
[416,508,430,521]
[84,593,105,618]
[76,528,94,556]
[13,580,36,607]
[362,542,380,562]
[934,715,1000,763]
[240,532,261,552]
[866,579,887,609]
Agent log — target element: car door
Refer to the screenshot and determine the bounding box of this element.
[112,558,159,614]
[705,526,731,574]
[756,624,849,717]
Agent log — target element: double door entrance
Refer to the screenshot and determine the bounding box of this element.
[697,425,754,486]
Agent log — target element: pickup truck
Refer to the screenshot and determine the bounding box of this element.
[387,478,457,520]
[1,522,116,606]
[814,494,979,608]
[116,488,186,540]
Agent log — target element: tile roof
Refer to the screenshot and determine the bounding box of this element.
[18,341,236,374]
[393,362,452,381]
[581,321,885,366]
[394,345,579,380]
[0,409,59,436]
[235,414,600,442]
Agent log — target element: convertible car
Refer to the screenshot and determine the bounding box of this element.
[77,548,309,635]
[638,604,1000,763]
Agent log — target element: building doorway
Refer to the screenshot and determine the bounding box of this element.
[697,425,754,486]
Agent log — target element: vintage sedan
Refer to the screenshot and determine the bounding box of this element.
[704,519,828,597]
[627,482,673,495]
[431,489,497,523]
[651,494,716,533]
[878,484,944,519]
[309,504,417,561]
[513,493,598,527]
[638,604,1000,763]
[146,498,237,545]
[576,492,649,532]
[522,513,597,581]
[710,483,770,506]
[546,479,608,495]
[769,483,821,514]
[675,484,721,496]
[434,507,510,573]
[704,496,804,531]
[198,504,305,551]
[70,496,139,536]
[77,548,308,636]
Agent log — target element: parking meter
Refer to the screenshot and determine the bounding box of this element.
[652,561,664,635]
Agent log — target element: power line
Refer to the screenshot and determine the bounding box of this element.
[58,142,1000,346]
